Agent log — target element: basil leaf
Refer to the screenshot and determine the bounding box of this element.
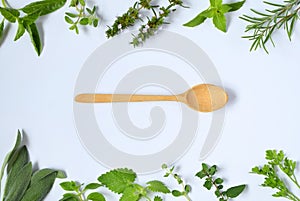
[21,0,66,16]
[20,171,57,201]
[183,12,207,27]
[60,193,80,201]
[87,192,106,201]
[0,19,4,40]
[224,0,245,12]
[14,21,26,41]
[212,12,226,32]
[0,8,20,23]
[4,162,32,201]
[225,184,246,198]
[25,23,42,55]
[83,183,102,191]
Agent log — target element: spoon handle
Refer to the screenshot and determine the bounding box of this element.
[75,94,179,103]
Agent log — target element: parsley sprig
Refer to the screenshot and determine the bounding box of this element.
[240,0,300,53]
[252,150,300,201]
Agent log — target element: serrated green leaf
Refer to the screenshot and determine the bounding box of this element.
[25,23,42,55]
[4,162,32,201]
[98,168,136,194]
[146,180,170,193]
[224,0,245,12]
[153,196,163,201]
[79,18,89,25]
[20,171,58,201]
[213,12,227,32]
[21,0,66,16]
[120,185,141,201]
[65,16,74,24]
[0,8,20,23]
[225,184,246,198]
[87,192,106,201]
[83,183,102,191]
[14,21,25,41]
[4,146,29,198]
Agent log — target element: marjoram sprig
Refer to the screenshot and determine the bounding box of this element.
[240,0,300,53]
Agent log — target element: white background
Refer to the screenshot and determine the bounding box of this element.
[1,0,300,200]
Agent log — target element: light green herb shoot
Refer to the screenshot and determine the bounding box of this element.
[196,163,246,201]
[251,150,300,201]
[183,0,245,32]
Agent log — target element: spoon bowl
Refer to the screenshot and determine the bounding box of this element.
[75,84,228,112]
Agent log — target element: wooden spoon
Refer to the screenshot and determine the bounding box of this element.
[75,84,228,112]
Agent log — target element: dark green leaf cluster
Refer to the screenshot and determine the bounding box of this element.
[196,163,246,201]
[183,0,245,32]
[106,0,186,46]
[0,0,66,55]
[162,164,192,201]
[0,130,66,201]
[240,0,300,53]
[60,181,104,201]
[65,0,99,34]
[251,150,300,201]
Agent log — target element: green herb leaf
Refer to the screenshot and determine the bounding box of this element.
[146,180,170,193]
[83,183,102,191]
[60,181,79,191]
[0,8,20,23]
[0,19,4,39]
[225,184,246,198]
[4,162,32,201]
[87,192,106,201]
[21,0,67,16]
[171,190,182,197]
[20,171,58,201]
[213,12,226,32]
[60,193,80,201]
[65,12,78,18]
[224,0,245,12]
[22,11,41,25]
[65,16,74,24]
[120,185,142,201]
[203,180,213,190]
[183,12,207,27]
[25,23,42,55]
[153,196,163,201]
[98,168,136,194]
[14,21,26,41]
[79,18,89,25]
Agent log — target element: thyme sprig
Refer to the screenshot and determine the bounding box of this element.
[240,0,300,53]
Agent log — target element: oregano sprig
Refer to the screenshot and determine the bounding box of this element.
[196,163,246,201]
[162,164,192,201]
[240,0,300,53]
[251,150,300,201]
[64,0,99,34]
[183,0,245,32]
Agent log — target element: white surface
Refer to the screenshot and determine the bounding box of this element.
[1,0,300,200]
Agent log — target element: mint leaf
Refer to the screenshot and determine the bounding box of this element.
[87,192,106,201]
[0,8,20,23]
[225,184,246,198]
[120,185,142,201]
[224,0,245,12]
[14,21,25,41]
[213,12,226,32]
[146,180,170,193]
[25,23,42,55]
[21,0,66,16]
[98,168,136,194]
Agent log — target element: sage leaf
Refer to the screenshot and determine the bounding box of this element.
[224,0,245,12]
[225,184,246,198]
[4,162,32,201]
[20,171,58,201]
[87,192,106,201]
[21,0,67,16]
[25,23,42,55]
[213,12,226,32]
[0,131,21,195]
[0,8,20,23]
[4,146,29,198]
[14,21,26,41]
[0,19,4,39]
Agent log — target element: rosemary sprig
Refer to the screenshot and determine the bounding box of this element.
[240,0,300,53]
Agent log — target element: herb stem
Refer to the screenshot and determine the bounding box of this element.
[1,0,7,8]
[203,169,226,200]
